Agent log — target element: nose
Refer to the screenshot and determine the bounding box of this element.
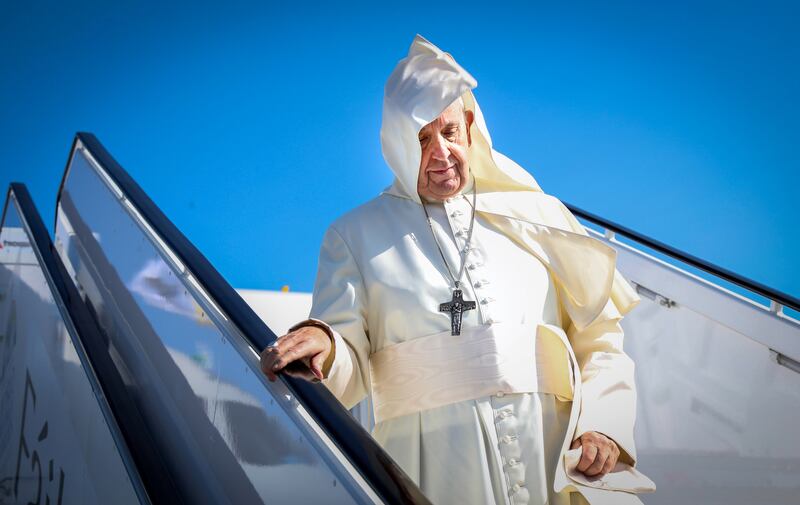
[429,134,450,162]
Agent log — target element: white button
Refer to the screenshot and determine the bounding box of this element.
[467,263,477,270]
[508,458,518,466]
[474,281,482,288]
[511,483,521,493]
[496,391,505,397]
[500,435,511,444]
[480,298,489,304]
[486,317,494,324]
[451,210,463,217]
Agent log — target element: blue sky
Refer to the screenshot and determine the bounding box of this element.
[1,1,797,302]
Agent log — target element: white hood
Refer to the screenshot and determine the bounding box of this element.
[377,34,641,331]
[380,34,543,204]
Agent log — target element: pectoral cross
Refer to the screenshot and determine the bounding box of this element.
[439,288,476,336]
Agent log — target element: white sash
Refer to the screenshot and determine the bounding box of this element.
[368,322,576,423]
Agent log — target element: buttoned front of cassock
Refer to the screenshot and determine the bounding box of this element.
[429,185,561,330]
[310,186,605,505]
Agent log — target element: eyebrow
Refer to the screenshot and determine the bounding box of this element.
[418,122,460,138]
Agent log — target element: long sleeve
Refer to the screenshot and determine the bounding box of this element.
[566,301,639,466]
[308,226,371,409]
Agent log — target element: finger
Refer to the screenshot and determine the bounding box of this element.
[577,444,598,472]
[283,363,320,382]
[570,438,581,450]
[271,339,319,372]
[275,330,326,359]
[261,362,277,382]
[600,456,616,476]
[585,449,609,476]
[310,352,326,380]
[260,347,279,381]
[272,331,305,354]
[263,337,304,374]
[261,340,301,380]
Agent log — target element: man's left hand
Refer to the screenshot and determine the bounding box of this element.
[570,431,620,477]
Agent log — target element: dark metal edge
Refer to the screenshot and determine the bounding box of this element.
[53,135,81,234]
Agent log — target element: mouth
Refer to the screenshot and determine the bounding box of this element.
[428,164,457,174]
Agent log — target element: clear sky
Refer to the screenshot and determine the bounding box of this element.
[1,1,797,303]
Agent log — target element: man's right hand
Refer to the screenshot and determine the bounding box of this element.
[260,325,332,382]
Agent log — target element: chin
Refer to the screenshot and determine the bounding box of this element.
[437,179,460,195]
[433,190,457,200]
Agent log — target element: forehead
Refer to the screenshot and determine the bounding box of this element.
[420,100,464,131]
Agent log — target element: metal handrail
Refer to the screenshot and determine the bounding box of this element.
[564,202,799,313]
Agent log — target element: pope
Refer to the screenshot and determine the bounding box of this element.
[261,35,655,505]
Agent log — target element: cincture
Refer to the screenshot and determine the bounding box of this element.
[368,321,576,423]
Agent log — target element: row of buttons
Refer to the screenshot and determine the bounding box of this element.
[493,398,527,501]
[443,197,495,325]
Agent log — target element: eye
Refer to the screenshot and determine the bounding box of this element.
[418,135,430,146]
[443,128,458,140]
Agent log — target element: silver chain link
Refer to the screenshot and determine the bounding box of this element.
[420,178,478,290]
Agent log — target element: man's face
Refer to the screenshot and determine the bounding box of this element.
[416,100,475,201]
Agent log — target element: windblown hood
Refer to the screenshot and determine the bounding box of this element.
[381,34,544,204]
[379,34,641,330]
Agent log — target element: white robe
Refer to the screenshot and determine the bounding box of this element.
[308,34,655,505]
[310,187,649,504]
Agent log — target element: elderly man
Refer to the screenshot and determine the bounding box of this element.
[261,35,654,505]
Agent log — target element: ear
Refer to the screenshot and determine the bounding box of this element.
[464,109,475,146]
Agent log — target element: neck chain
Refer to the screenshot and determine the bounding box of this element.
[421,179,478,335]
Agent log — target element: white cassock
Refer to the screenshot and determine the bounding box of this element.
[307,35,656,505]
